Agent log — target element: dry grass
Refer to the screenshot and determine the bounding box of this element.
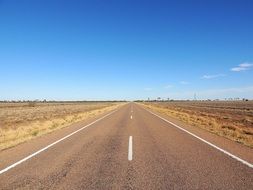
[0,102,124,151]
[141,101,253,147]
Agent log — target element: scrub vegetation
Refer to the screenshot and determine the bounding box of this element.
[0,102,124,150]
[141,101,253,147]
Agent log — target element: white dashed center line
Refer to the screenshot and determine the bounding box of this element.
[128,136,133,161]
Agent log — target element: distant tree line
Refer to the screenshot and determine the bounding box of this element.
[0,100,128,103]
[134,97,251,102]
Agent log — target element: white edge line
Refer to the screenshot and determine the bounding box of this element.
[0,109,118,175]
[128,136,133,161]
[143,107,253,169]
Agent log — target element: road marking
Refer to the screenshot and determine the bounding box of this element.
[128,136,133,161]
[144,108,253,169]
[0,110,118,175]
[131,115,133,119]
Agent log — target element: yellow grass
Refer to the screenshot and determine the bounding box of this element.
[0,102,124,150]
[141,102,253,148]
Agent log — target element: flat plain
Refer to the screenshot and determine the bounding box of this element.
[142,101,253,147]
[0,103,252,189]
[0,102,122,150]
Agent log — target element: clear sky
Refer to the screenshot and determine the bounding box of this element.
[0,0,253,101]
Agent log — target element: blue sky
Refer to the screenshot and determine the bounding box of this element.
[0,0,253,100]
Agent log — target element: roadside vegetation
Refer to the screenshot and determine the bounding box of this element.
[141,101,253,147]
[0,102,124,151]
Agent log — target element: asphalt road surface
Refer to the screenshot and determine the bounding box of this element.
[0,103,252,189]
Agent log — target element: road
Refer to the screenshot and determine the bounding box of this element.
[0,103,252,189]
